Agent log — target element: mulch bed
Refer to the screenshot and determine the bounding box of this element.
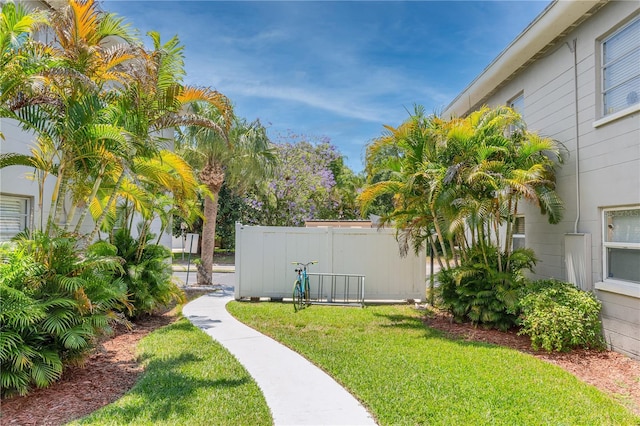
[0,312,176,426]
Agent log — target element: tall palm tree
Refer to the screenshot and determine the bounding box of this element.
[1,0,137,236]
[83,30,233,246]
[178,104,275,284]
[2,0,232,247]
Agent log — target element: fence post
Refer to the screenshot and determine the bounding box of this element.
[235,222,242,299]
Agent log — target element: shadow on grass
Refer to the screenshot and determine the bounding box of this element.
[84,350,250,424]
[373,312,432,332]
[373,311,511,351]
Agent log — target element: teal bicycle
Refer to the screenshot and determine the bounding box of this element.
[292,261,317,312]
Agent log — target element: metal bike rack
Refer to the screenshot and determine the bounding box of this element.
[307,273,365,307]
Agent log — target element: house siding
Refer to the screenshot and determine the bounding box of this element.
[445,1,640,359]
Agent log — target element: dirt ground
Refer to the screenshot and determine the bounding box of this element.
[1,304,639,425]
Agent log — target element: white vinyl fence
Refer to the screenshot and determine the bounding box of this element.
[235,224,426,302]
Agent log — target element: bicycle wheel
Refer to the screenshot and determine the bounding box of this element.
[292,281,304,312]
[304,276,311,306]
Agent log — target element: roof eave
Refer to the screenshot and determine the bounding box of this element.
[443,0,606,118]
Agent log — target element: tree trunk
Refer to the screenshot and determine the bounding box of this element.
[200,190,219,284]
[199,162,225,285]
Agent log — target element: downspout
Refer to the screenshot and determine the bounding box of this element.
[568,38,581,233]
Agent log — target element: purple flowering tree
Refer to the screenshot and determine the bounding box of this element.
[243,133,361,226]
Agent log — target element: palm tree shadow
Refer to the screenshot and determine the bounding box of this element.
[92,352,251,422]
[372,312,508,351]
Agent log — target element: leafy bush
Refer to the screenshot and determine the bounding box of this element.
[436,245,536,331]
[518,279,605,352]
[0,234,127,396]
[112,228,184,318]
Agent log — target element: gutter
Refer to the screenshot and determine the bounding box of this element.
[569,38,581,234]
[443,0,605,118]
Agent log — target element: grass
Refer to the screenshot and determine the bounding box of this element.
[70,317,271,426]
[227,302,640,426]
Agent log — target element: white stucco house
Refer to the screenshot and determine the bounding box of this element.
[444,0,639,359]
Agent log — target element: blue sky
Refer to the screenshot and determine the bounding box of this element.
[104,1,550,172]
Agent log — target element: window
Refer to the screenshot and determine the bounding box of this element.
[603,207,640,284]
[512,216,525,250]
[0,195,32,241]
[508,93,524,134]
[509,93,524,118]
[602,17,640,116]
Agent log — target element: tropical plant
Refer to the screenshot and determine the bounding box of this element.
[360,105,563,266]
[359,105,564,328]
[110,227,184,318]
[0,0,137,236]
[0,0,231,397]
[436,245,537,330]
[2,0,231,245]
[0,234,127,397]
[178,104,274,284]
[0,1,48,126]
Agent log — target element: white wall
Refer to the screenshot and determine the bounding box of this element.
[235,224,426,301]
[465,1,640,359]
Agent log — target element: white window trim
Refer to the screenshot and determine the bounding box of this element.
[593,102,640,128]
[598,206,640,297]
[595,280,640,299]
[597,16,640,123]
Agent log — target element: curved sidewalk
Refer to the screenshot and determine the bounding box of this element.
[182,290,377,426]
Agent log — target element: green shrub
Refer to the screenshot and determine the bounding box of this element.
[0,234,127,397]
[112,228,184,318]
[518,279,605,352]
[436,245,536,331]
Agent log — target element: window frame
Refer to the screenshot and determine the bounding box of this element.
[601,206,640,286]
[599,15,640,119]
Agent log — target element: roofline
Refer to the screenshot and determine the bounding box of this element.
[443,0,606,118]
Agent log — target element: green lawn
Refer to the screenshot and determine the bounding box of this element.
[70,318,271,426]
[227,302,639,426]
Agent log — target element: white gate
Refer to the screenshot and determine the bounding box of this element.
[234,224,426,301]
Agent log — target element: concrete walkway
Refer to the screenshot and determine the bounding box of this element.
[182,285,377,426]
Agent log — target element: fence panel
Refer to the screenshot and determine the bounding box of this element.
[235,224,425,301]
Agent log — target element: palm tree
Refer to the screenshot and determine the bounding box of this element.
[83,30,233,246]
[359,107,455,267]
[359,105,564,272]
[178,104,275,284]
[1,0,138,236]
